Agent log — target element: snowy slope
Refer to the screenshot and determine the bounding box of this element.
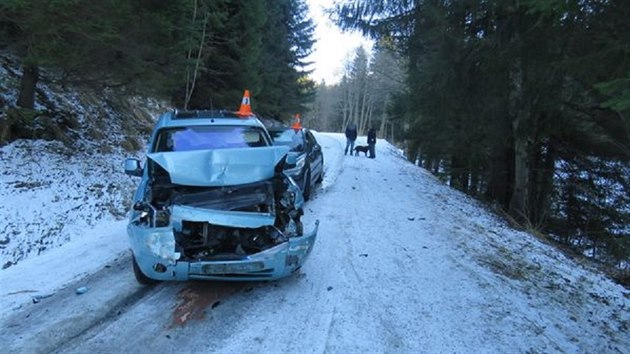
[0,132,629,353]
[1,56,164,269]
[0,140,138,268]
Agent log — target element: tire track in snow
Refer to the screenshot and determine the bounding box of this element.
[313,132,345,192]
[0,252,157,354]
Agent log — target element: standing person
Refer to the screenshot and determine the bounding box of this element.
[367,127,376,158]
[344,122,357,155]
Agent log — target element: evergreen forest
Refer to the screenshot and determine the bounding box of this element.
[0,0,315,118]
[322,0,629,281]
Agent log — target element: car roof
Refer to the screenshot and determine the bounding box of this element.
[267,126,307,133]
[153,110,267,130]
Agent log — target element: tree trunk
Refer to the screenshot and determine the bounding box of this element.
[17,64,39,109]
[507,51,531,223]
[379,95,389,138]
[341,79,351,131]
[485,145,513,209]
[509,129,529,221]
[529,137,555,227]
[184,1,213,110]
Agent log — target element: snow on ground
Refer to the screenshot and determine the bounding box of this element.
[0,221,128,316]
[0,139,139,270]
[1,56,164,270]
[1,131,629,353]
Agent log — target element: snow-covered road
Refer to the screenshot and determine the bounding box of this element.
[1,133,629,353]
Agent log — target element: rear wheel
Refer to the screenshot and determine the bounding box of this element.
[132,253,159,285]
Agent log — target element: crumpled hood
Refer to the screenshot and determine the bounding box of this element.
[148,146,290,186]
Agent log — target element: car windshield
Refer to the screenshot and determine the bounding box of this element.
[270,129,305,152]
[153,126,268,152]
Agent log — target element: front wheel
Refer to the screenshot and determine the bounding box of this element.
[132,253,159,285]
[316,157,324,184]
[302,170,312,201]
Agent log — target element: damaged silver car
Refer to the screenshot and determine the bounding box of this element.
[123,109,318,283]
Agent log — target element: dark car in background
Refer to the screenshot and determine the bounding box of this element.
[268,126,324,200]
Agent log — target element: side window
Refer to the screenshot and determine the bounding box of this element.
[152,129,176,152]
[305,131,315,149]
[242,129,265,147]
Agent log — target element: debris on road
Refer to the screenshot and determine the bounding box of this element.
[31,293,54,303]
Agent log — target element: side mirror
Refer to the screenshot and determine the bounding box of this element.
[124,158,143,177]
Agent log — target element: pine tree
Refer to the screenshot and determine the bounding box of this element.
[1,0,189,109]
[333,0,630,269]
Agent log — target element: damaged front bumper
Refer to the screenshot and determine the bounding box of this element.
[128,220,318,281]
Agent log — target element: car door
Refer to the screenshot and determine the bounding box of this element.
[305,130,323,181]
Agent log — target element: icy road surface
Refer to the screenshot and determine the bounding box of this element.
[1,133,629,353]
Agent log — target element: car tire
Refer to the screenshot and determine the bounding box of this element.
[303,169,312,201]
[316,157,324,184]
[132,253,159,285]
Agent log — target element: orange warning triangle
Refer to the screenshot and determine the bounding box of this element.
[291,113,302,129]
[236,89,252,117]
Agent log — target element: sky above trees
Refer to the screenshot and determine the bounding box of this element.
[306,0,373,84]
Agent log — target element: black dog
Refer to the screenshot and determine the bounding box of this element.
[354,145,369,156]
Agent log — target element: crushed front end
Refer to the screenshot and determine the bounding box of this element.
[127,147,318,282]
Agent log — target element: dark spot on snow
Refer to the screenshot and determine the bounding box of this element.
[166,334,171,339]
[351,186,356,190]
[422,246,428,249]
[327,286,333,291]
[479,256,528,281]
[359,253,368,257]
[407,217,415,221]
[11,181,48,189]
[0,237,10,245]
[7,290,38,295]
[589,292,611,306]
[171,282,244,327]
[3,261,14,269]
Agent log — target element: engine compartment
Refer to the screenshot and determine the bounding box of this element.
[133,167,303,261]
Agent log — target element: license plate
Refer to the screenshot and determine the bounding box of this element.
[201,262,265,274]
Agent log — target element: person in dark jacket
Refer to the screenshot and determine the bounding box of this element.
[344,122,357,155]
[367,127,376,158]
